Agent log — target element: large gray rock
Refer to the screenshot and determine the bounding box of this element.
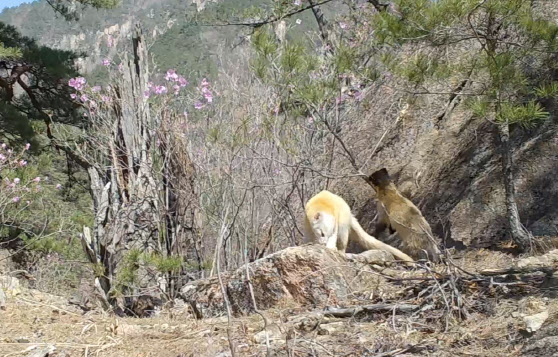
[179,245,393,318]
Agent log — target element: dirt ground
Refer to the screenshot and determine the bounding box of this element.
[1,248,556,357]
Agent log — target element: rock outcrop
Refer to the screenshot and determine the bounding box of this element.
[179,245,397,318]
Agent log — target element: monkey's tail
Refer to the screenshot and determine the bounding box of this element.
[349,216,414,263]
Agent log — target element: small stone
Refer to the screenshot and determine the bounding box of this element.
[523,310,549,333]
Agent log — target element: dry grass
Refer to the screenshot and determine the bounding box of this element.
[1,248,556,357]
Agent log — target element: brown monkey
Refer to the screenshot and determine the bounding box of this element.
[368,168,441,262]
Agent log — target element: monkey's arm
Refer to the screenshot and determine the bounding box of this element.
[373,201,394,236]
[303,216,315,243]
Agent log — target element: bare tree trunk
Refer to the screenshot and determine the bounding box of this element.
[80,25,164,314]
[498,123,531,251]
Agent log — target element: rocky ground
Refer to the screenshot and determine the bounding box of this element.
[1,245,557,357]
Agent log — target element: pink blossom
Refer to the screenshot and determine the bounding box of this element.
[80,94,89,102]
[24,143,30,150]
[18,160,27,167]
[70,93,77,99]
[33,177,41,183]
[173,84,181,95]
[178,76,188,87]
[68,77,86,91]
[0,154,5,161]
[165,69,179,81]
[102,59,111,67]
[101,95,111,103]
[13,178,20,184]
[339,22,349,29]
[89,100,97,108]
[293,0,301,5]
[194,101,204,110]
[143,90,151,99]
[12,196,20,203]
[200,78,210,87]
[204,91,213,103]
[56,184,62,190]
[92,86,102,92]
[154,86,167,95]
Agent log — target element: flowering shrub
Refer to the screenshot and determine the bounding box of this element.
[68,64,216,117]
[0,143,62,206]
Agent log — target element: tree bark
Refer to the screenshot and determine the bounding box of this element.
[498,123,531,251]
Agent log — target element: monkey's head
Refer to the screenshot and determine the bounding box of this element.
[368,168,393,189]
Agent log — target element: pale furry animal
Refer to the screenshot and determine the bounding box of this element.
[303,190,414,262]
[369,168,441,262]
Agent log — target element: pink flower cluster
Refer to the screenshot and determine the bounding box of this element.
[102,59,111,67]
[1,143,64,207]
[144,69,188,98]
[68,77,87,91]
[165,69,188,95]
[195,78,214,110]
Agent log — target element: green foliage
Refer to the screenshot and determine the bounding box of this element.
[371,0,557,129]
[145,253,183,273]
[534,82,558,99]
[333,44,357,74]
[467,97,491,119]
[0,41,21,58]
[252,28,279,58]
[114,248,142,291]
[497,101,549,128]
[280,42,306,73]
[45,0,121,21]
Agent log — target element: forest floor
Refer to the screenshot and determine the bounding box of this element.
[1,248,556,357]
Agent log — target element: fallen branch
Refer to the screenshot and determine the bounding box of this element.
[323,303,419,318]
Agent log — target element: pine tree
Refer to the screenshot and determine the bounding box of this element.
[372,0,558,251]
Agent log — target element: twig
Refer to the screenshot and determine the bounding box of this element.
[215,206,236,357]
[323,303,419,317]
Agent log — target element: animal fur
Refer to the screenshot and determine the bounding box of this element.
[303,190,414,263]
[368,168,441,262]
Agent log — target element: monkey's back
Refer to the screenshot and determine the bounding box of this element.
[379,189,440,262]
[305,190,351,225]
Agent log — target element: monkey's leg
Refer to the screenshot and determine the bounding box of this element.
[373,202,392,237]
[337,224,350,253]
[303,216,316,243]
[325,223,339,250]
[325,235,338,250]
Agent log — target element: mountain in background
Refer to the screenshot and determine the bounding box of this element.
[0,0,335,83]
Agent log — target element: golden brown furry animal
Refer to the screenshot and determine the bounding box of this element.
[303,190,414,262]
[368,168,441,262]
